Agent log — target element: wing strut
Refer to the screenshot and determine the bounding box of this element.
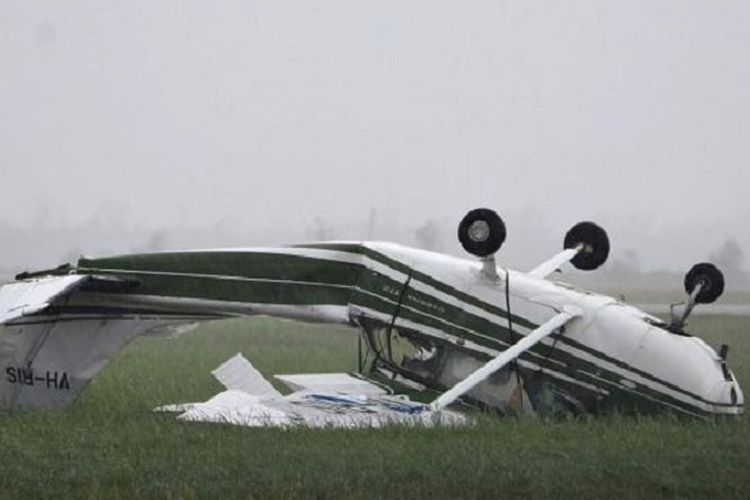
[429,308,581,412]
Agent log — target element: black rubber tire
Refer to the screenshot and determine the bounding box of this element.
[684,263,724,304]
[458,208,506,257]
[563,221,610,271]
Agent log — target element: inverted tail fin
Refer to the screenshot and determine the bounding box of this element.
[0,277,201,409]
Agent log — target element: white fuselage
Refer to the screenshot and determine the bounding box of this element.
[360,243,744,417]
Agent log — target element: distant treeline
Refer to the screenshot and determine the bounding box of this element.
[1,215,748,293]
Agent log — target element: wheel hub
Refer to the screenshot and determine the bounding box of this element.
[468,220,490,242]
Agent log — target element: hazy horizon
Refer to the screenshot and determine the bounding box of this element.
[2,2,748,282]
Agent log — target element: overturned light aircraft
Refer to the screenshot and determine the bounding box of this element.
[0,209,743,420]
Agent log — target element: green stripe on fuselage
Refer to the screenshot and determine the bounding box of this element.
[80,251,363,287]
[78,251,362,306]
[296,243,538,330]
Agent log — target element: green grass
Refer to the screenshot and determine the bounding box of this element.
[560,283,750,305]
[1,316,749,499]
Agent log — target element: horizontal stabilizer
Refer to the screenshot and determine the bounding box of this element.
[211,353,281,398]
[274,373,388,395]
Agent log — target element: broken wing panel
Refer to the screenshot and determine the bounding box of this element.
[160,353,469,429]
[211,353,388,397]
[177,390,293,427]
[211,353,281,398]
[274,372,389,395]
[175,390,468,429]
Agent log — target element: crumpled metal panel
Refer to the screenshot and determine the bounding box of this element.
[212,353,281,398]
[158,355,470,429]
[274,372,388,395]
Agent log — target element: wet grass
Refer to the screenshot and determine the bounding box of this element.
[586,287,750,305]
[0,316,748,499]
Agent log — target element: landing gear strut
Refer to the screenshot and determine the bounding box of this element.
[669,262,725,333]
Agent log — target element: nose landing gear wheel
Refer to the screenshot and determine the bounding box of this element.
[684,263,724,304]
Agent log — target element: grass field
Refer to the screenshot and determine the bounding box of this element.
[1,315,749,499]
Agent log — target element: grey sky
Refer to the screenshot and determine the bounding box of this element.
[1,1,748,275]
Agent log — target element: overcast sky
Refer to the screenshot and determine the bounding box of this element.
[1,1,748,275]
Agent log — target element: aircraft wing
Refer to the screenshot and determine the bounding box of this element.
[157,353,469,429]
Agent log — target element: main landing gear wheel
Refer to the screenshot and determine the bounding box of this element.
[684,263,724,304]
[458,208,506,257]
[564,221,610,271]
